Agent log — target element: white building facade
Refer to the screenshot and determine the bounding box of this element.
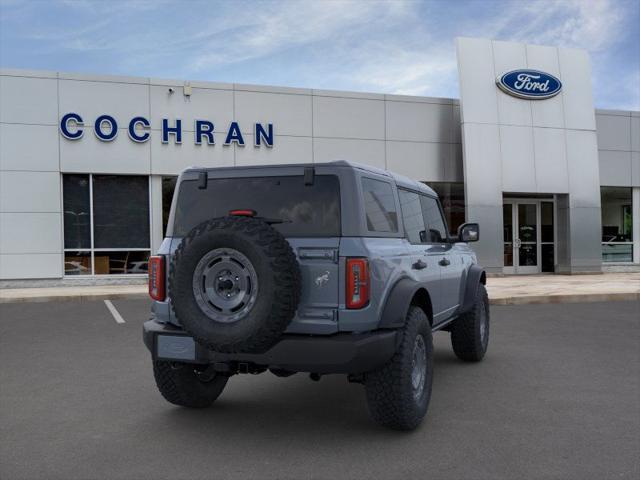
[0,37,638,284]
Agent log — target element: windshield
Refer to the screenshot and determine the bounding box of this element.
[171,175,341,237]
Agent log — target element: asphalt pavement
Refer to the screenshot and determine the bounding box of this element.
[0,300,638,480]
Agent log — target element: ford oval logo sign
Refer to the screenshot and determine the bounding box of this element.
[496,69,562,100]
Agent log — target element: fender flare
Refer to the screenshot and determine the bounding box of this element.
[378,278,430,329]
[460,265,486,314]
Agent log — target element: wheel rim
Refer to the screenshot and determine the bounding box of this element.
[411,334,427,401]
[192,248,259,323]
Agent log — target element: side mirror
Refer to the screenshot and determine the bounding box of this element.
[458,223,479,243]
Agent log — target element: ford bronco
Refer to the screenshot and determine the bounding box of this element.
[143,161,488,430]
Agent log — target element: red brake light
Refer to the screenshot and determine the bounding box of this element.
[346,258,369,309]
[149,256,165,301]
[229,209,256,217]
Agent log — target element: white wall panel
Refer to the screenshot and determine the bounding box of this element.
[0,171,60,212]
[314,138,385,168]
[235,91,312,137]
[596,114,631,151]
[526,44,565,129]
[0,124,59,171]
[60,129,151,174]
[565,130,600,207]
[558,48,596,131]
[456,38,498,125]
[631,152,640,187]
[461,123,502,205]
[533,127,568,193]
[632,116,640,152]
[0,212,61,253]
[598,150,632,186]
[386,141,446,181]
[313,97,384,139]
[445,143,464,182]
[385,101,452,143]
[236,135,312,166]
[0,253,62,279]
[0,75,58,125]
[149,86,233,131]
[500,125,536,192]
[492,40,531,127]
[150,133,233,175]
[59,79,149,126]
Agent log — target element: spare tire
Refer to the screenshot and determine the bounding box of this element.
[169,216,301,353]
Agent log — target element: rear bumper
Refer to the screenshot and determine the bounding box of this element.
[143,319,398,374]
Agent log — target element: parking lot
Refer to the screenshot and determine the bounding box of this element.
[1,300,638,480]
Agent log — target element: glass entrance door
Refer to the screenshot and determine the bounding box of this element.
[503,200,555,274]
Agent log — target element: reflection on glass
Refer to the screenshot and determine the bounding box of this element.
[541,244,554,272]
[63,175,91,249]
[518,204,537,242]
[503,204,513,242]
[426,182,465,235]
[504,243,513,267]
[94,251,150,275]
[519,244,537,267]
[64,251,91,275]
[541,202,554,243]
[601,187,633,263]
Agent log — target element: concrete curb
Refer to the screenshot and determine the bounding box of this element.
[489,292,640,305]
[1,291,638,305]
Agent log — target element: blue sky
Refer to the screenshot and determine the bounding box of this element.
[1,0,638,109]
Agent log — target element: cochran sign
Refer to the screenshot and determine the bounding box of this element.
[496,69,562,100]
[59,113,274,147]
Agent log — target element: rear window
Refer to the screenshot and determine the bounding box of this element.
[361,177,398,233]
[172,175,341,237]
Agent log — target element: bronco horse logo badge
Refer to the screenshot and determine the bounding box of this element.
[496,69,562,100]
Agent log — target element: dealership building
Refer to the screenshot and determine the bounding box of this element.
[0,37,639,284]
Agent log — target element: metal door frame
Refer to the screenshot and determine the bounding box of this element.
[503,198,557,274]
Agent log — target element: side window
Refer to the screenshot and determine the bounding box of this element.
[420,195,448,243]
[398,189,427,244]
[361,178,398,233]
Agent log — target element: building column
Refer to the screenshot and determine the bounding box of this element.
[149,175,164,254]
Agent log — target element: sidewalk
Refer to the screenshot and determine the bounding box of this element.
[1,273,638,305]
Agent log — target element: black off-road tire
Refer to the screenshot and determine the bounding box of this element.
[364,306,433,431]
[450,283,489,362]
[169,216,301,353]
[153,361,228,408]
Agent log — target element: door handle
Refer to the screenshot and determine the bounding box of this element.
[412,259,427,270]
[439,257,450,267]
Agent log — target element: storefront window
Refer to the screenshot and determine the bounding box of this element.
[162,177,177,236]
[62,174,150,275]
[601,187,633,263]
[424,182,465,235]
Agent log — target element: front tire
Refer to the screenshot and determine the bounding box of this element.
[450,283,489,362]
[364,306,433,431]
[153,361,228,408]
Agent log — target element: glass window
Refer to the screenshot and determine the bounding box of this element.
[398,189,426,243]
[420,195,447,243]
[63,175,91,249]
[62,174,151,276]
[425,182,465,235]
[601,187,633,262]
[361,178,398,233]
[93,175,150,249]
[162,176,177,236]
[173,175,341,237]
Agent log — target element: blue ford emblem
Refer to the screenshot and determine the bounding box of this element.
[496,69,562,99]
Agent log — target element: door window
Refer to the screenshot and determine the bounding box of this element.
[398,189,427,244]
[420,195,447,243]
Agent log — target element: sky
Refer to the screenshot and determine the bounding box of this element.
[1,0,638,110]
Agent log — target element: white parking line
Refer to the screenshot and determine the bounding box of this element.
[104,300,125,324]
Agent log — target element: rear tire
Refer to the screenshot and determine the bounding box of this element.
[364,306,433,431]
[450,283,489,362]
[153,361,228,408]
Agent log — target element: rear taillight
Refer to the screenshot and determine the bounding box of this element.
[149,256,165,301]
[346,258,369,309]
